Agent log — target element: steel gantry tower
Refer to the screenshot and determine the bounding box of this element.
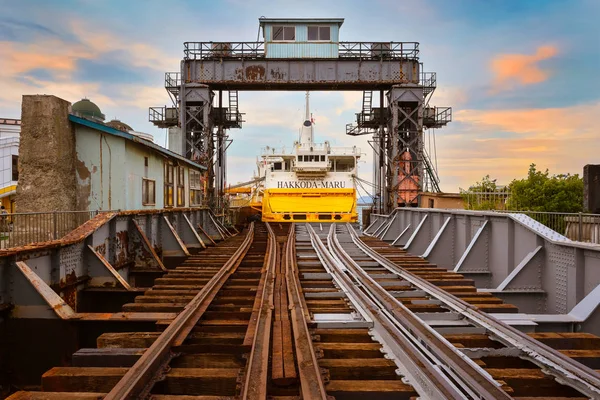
[150,17,451,214]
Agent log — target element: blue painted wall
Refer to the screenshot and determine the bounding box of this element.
[263,23,340,59]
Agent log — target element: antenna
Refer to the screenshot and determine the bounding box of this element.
[305,91,310,121]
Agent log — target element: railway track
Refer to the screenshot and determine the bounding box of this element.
[6,222,600,399]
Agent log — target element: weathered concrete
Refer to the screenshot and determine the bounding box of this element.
[16,96,78,212]
[584,164,600,214]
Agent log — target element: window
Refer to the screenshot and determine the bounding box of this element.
[308,26,331,41]
[176,166,185,207]
[320,155,326,162]
[11,155,18,181]
[142,178,156,205]
[273,162,282,171]
[164,162,174,207]
[272,26,295,41]
[144,157,149,177]
[428,198,435,208]
[189,170,203,206]
[334,158,355,172]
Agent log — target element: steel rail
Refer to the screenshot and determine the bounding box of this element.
[346,223,600,398]
[104,223,256,400]
[241,222,278,399]
[285,224,329,399]
[305,224,472,400]
[326,224,511,399]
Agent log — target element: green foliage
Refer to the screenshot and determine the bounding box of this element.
[506,164,583,212]
[461,175,507,210]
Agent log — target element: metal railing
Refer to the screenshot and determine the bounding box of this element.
[165,72,181,89]
[184,42,265,60]
[338,42,419,59]
[183,41,420,60]
[494,210,600,244]
[0,210,112,249]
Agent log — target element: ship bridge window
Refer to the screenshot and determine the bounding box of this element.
[308,26,331,41]
[320,155,326,162]
[273,26,295,41]
[273,162,282,171]
[334,158,355,172]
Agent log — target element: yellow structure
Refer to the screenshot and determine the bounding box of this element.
[262,188,357,222]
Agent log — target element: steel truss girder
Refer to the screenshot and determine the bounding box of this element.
[366,209,600,337]
[387,86,424,211]
[183,59,421,90]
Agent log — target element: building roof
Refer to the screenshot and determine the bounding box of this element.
[72,99,105,121]
[259,18,344,26]
[68,114,206,171]
[106,119,134,132]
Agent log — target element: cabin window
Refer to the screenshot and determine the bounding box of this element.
[142,178,156,205]
[428,198,435,208]
[189,170,203,206]
[273,162,282,171]
[308,26,331,41]
[164,162,174,207]
[272,26,295,41]
[320,155,325,162]
[176,167,185,207]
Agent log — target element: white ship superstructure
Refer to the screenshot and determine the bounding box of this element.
[258,93,360,222]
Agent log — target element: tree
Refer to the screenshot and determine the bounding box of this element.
[461,175,507,210]
[506,164,583,212]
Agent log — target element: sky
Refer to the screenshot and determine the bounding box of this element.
[0,0,598,193]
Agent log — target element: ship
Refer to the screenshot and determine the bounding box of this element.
[255,92,361,223]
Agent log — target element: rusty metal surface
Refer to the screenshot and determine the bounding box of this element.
[74,312,177,321]
[103,223,255,399]
[0,212,117,256]
[131,219,167,272]
[285,224,329,399]
[15,261,76,319]
[87,245,132,290]
[240,222,278,399]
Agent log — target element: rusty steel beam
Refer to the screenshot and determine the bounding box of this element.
[103,223,255,399]
[240,222,278,399]
[184,59,420,91]
[285,224,329,399]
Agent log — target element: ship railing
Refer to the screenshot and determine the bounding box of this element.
[296,143,329,152]
[329,147,361,156]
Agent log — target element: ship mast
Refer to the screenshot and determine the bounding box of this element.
[299,91,313,144]
[305,90,310,121]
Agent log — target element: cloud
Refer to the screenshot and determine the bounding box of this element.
[490,45,558,92]
[0,40,92,78]
[454,101,599,138]
[335,92,362,115]
[435,101,600,191]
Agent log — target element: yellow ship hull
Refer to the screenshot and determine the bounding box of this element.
[261,188,357,223]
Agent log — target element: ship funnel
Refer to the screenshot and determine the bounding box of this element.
[300,91,314,144]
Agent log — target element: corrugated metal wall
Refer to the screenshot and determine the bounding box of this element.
[264,24,339,59]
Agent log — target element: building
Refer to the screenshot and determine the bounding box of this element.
[259,18,344,59]
[0,118,20,213]
[16,95,206,213]
[420,192,465,209]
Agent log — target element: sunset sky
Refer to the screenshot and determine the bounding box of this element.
[1,0,598,192]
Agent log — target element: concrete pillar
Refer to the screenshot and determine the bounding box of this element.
[584,164,600,213]
[168,127,183,155]
[16,95,77,212]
